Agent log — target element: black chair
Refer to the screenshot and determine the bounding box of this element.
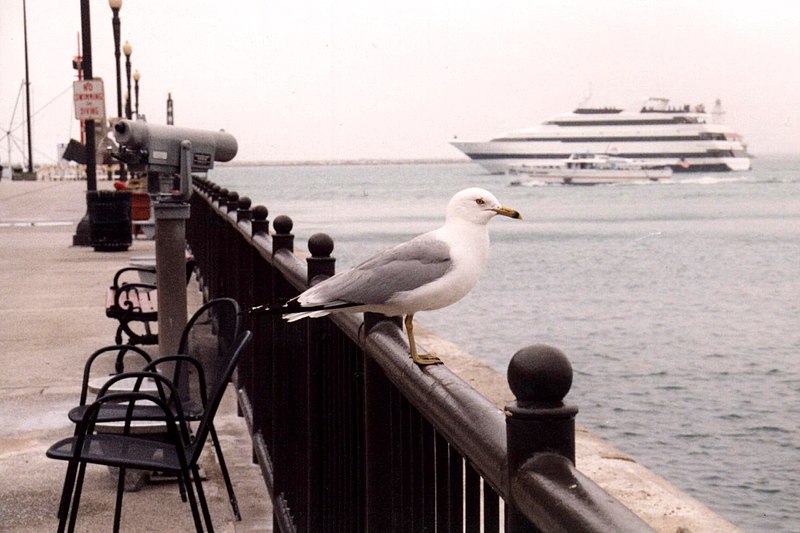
[75,345,154,401]
[67,297,244,520]
[47,330,253,533]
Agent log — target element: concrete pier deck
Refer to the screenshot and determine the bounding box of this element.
[0,180,272,532]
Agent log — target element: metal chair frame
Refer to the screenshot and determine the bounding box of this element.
[47,330,252,533]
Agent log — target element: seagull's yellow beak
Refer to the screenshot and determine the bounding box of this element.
[493,206,522,220]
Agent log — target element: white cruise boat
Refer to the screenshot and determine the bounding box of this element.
[451,97,751,174]
[509,153,673,185]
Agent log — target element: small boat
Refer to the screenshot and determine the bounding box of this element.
[508,153,673,185]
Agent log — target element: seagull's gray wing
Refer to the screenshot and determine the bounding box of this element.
[300,234,453,306]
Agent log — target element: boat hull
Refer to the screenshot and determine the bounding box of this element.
[513,168,673,185]
[452,141,751,174]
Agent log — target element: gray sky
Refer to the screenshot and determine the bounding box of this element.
[2,0,798,165]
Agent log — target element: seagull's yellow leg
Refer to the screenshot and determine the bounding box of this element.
[405,314,442,365]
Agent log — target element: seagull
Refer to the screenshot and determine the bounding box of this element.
[267,187,521,365]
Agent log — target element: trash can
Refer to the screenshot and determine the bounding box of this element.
[87,190,132,252]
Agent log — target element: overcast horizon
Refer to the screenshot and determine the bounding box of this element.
[2,0,798,166]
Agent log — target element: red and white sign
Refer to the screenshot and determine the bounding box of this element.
[73,78,106,121]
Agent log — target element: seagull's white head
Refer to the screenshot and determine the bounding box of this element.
[446,187,522,225]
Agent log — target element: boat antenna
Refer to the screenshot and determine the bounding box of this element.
[711,98,725,125]
[578,82,593,108]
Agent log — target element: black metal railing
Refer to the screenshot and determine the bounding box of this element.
[187,176,653,533]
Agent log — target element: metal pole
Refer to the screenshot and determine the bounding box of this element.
[124,50,132,119]
[154,140,192,357]
[111,7,122,118]
[155,202,189,357]
[80,0,96,192]
[73,0,96,246]
[134,77,139,118]
[22,0,33,174]
[111,5,127,181]
[166,92,174,125]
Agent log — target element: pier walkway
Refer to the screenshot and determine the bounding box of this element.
[0,180,272,532]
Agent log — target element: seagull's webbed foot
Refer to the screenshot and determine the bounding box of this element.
[405,314,443,366]
[412,352,443,365]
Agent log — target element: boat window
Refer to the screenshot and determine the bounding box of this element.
[573,107,623,114]
[552,119,691,126]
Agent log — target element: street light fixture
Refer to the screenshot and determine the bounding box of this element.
[123,40,132,119]
[109,1,128,181]
[133,69,140,118]
[108,0,123,119]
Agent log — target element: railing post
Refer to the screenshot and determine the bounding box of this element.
[505,344,578,533]
[251,205,269,236]
[209,184,221,203]
[237,196,252,223]
[226,191,239,215]
[208,186,226,299]
[233,197,254,398]
[216,188,228,211]
[306,233,335,282]
[248,204,271,463]
[362,312,403,533]
[269,213,297,531]
[304,233,335,532]
[272,215,294,253]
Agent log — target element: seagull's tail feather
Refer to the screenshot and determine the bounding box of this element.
[285,310,332,322]
[249,300,360,320]
[248,303,285,316]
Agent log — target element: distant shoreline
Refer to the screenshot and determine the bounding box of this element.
[218,158,471,167]
[215,152,799,169]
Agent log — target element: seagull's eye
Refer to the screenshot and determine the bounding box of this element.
[475,198,485,206]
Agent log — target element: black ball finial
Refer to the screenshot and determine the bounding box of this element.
[507,344,573,403]
[226,191,239,211]
[308,233,334,257]
[252,205,268,220]
[238,196,252,210]
[273,215,293,234]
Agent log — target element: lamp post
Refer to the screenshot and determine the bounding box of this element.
[73,0,97,246]
[109,0,126,181]
[79,2,95,192]
[123,40,132,119]
[108,0,122,119]
[166,92,174,125]
[133,69,140,118]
